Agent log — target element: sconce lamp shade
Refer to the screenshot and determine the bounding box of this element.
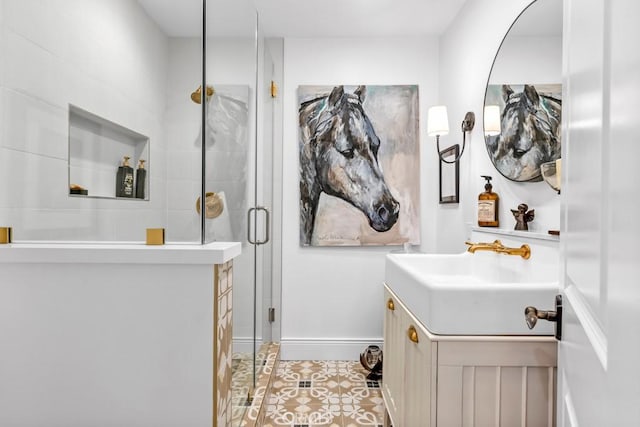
[484,105,501,136]
[428,106,449,136]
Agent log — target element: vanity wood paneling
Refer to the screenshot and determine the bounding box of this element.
[382,284,557,427]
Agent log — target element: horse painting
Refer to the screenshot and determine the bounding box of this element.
[298,85,404,246]
[485,84,562,182]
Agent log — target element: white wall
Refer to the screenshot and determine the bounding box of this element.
[0,0,169,241]
[279,3,563,360]
[164,39,203,242]
[281,37,439,359]
[490,35,562,84]
[437,0,561,254]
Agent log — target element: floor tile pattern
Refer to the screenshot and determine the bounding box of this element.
[262,360,385,427]
[231,354,254,424]
[238,342,281,426]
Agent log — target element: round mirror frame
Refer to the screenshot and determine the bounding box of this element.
[482,0,563,183]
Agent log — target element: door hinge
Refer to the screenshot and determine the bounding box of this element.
[268,307,276,323]
[270,80,278,98]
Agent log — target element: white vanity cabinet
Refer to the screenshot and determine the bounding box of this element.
[383,286,437,426]
[382,284,557,427]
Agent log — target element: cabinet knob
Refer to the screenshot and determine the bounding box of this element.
[387,298,395,311]
[407,325,419,343]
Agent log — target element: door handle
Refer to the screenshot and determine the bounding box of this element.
[247,206,270,245]
[247,207,257,244]
[255,206,270,245]
[524,294,563,340]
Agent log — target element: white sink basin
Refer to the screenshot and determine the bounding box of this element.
[385,252,558,335]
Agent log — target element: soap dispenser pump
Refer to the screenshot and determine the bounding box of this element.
[478,175,499,227]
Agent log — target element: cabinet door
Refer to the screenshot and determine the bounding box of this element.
[436,341,556,426]
[403,311,436,426]
[382,287,404,425]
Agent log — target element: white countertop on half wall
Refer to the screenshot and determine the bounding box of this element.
[0,241,241,265]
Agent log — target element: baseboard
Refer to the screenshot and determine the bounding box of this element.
[233,337,257,354]
[280,338,383,361]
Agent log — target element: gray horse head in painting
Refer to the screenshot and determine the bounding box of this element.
[487,84,562,182]
[298,85,400,245]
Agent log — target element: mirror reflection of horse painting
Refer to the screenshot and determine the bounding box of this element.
[486,84,562,182]
[298,85,401,246]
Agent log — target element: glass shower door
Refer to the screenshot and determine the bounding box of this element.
[203,0,273,423]
[253,36,277,380]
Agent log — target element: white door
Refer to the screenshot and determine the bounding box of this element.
[558,0,640,425]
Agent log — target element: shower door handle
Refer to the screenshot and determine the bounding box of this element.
[247,207,256,244]
[247,206,270,245]
[256,206,270,245]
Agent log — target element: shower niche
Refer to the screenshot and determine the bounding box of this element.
[68,105,150,200]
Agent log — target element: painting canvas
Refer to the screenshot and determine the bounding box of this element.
[485,84,562,182]
[298,85,420,246]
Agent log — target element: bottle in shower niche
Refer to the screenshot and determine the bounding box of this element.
[478,175,499,227]
[116,156,134,198]
[135,159,146,199]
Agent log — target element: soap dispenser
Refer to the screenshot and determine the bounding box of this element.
[478,175,499,227]
[135,159,146,199]
[116,156,134,198]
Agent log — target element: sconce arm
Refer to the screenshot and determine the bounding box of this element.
[437,111,475,164]
[437,134,465,164]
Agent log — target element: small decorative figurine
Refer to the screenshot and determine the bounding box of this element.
[511,203,535,231]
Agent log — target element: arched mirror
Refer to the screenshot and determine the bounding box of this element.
[483,0,563,182]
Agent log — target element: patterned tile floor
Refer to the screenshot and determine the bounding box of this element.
[231,353,254,425]
[262,360,385,427]
[233,343,281,426]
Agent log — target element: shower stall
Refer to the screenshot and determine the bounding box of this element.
[0,0,279,424]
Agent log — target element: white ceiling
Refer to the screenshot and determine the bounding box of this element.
[137,0,468,38]
[137,0,561,39]
[137,0,257,37]
[256,0,468,38]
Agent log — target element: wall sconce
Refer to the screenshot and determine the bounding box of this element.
[484,105,501,136]
[428,106,475,164]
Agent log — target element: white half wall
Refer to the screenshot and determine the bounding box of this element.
[281,37,439,360]
[0,262,215,426]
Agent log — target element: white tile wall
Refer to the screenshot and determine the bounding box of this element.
[0,1,260,244]
[0,149,65,209]
[0,0,170,241]
[0,88,68,160]
[166,209,200,243]
[165,38,255,243]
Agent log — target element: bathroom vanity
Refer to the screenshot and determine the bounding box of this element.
[382,238,559,427]
[0,242,240,426]
[383,285,556,426]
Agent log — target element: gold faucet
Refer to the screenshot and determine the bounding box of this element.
[495,243,531,259]
[465,239,503,253]
[465,239,531,259]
